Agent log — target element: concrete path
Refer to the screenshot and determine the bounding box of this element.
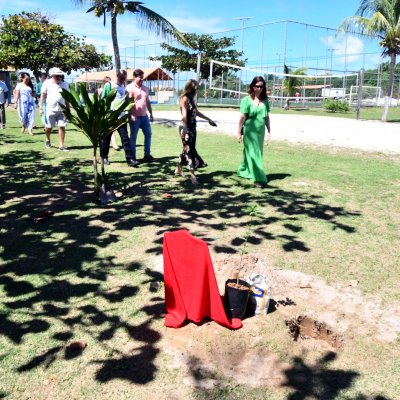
[154,110,400,154]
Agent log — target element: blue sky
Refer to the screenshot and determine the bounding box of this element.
[1,0,383,73]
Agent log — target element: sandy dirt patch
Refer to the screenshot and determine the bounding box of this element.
[156,253,400,389]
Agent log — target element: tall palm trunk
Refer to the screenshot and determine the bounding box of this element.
[382,53,397,122]
[111,11,121,71]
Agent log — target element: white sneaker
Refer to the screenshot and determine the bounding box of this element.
[58,146,69,152]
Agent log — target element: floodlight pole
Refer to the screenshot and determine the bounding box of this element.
[133,39,139,69]
[328,48,338,87]
[234,16,253,102]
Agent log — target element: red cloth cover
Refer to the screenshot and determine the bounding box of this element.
[163,230,242,329]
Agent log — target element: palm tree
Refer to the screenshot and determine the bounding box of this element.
[61,84,132,203]
[282,65,307,109]
[73,1,188,71]
[338,0,400,121]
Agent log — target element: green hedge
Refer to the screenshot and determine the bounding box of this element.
[322,99,350,112]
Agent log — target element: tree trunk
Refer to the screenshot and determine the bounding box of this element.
[111,12,121,71]
[100,156,107,190]
[93,147,99,191]
[381,53,396,122]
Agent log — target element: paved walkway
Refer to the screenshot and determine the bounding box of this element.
[154,110,400,154]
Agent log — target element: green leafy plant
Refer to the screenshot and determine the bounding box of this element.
[0,12,111,81]
[337,0,400,121]
[283,64,308,110]
[150,33,244,80]
[236,204,262,284]
[60,84,132,198]
[323,99,351,113]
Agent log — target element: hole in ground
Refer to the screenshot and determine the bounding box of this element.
[286,315,344,351]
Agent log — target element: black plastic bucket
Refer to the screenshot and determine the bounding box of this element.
[224,279,250,319]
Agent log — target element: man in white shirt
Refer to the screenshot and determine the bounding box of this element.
[39,67,70,151]
[0,79,9,129]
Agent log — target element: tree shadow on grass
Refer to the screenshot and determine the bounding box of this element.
[0,147,165,386]
[125,164,360,256]
[190,351,389,400]
[283,351,358,399]
[0,135,361,389]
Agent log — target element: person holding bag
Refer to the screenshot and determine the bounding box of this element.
[237,76,271,188]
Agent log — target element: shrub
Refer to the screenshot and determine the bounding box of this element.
[323,99,350,113]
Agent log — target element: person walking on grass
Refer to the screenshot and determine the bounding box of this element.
[0,79,9,129]
[14,72,36,136]
[237,76,271,188]
[126,69,154,162]
[99,69,138,167]
[35,73,47,105]
[175,79,217,185]
[39,68,70,151]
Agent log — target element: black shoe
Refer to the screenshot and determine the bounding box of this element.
[143,155,155,162]
[127,158,139,167]
[103,158,110,165]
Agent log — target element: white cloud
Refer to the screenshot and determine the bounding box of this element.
[3,0,33,10]
[166,16,225,34]
[320,34,365,68]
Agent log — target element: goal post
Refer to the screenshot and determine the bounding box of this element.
[349,85,382,106]
[208,59,359,107]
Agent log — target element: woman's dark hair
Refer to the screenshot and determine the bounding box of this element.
[180,79,198,99]
[248,76,268,101]
[20,72,34,91]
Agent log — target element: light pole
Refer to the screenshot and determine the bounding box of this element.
[233,16,253,101]
[100,45,107,71]
[132,39,139,69]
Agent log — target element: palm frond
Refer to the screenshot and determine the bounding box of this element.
[134,5,190,47]
[60,84,132,148]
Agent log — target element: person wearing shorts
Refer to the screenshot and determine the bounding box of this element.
[39,67,70,151]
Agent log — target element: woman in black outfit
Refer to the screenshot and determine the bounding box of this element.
[175,79,217,185]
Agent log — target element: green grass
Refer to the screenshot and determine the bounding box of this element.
[1,107,400,399]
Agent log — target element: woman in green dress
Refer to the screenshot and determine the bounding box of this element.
[237,76,271,188]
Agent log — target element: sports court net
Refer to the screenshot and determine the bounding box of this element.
[208,59,359,108]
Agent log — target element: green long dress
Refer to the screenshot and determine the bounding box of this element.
[237,95,270,183]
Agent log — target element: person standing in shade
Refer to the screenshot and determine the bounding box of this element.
[39,67,70,150]
[175,79,217,185]
[14,73,36,136]
[126,69,154,162]
[13,73,22,102]
[35,73,47,104]
[35,73,47,130]
[237,76,271,188]
[100,69,138,167]
[0,79,9,129]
